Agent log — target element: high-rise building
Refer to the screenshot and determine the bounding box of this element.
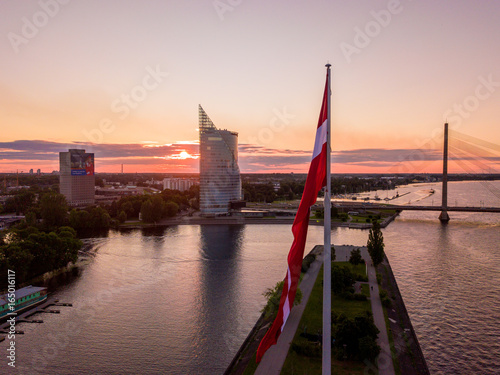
[59,149,95,206]
[199,105,242,216]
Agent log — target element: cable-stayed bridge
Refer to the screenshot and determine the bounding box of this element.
[336,123,500,221]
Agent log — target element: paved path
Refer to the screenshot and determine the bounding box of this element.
[255,247,323,375]
[361,247,396,375]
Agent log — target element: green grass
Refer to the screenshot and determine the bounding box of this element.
[280,264,376,375]
[335,261,367,279]
[361,283,370,297]
[382,300,401,375]
[241,352,259,375]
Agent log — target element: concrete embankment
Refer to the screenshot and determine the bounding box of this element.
[119,211,400,229]
[377,256,430,375]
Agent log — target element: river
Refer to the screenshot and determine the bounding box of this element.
[2,181,499,374]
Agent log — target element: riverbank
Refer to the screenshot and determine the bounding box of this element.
[377,256,430,375]
[0,241,98,296]
[118,210,400,229]
[225,245,429,375]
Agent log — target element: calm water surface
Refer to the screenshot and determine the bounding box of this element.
[2,181,499,374]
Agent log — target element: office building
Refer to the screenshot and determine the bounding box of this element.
[59,149,95,206]
[199,105,242,216]
[163,178,196,192]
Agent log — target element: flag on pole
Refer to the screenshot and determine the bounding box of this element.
[256,70,330,363]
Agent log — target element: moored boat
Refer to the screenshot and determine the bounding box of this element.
[0,286,48,319]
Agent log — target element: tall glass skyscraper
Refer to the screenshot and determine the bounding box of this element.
[199,105,242,216]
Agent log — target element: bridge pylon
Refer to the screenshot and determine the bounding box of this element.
[439,122,450,222]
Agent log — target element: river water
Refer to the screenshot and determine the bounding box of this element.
[2,181,499,374]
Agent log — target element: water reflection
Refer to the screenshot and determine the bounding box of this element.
[199,225,245,260]
[195,225,245,370]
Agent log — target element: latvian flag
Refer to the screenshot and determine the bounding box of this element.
[256,70,329,362]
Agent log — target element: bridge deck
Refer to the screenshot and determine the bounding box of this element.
[334,204,500,213]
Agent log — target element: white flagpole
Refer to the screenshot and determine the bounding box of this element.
[322,64,332,374]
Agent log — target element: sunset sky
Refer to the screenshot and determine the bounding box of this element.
[1,0,499,174]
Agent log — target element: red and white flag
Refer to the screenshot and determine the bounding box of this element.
[256,70,330,362]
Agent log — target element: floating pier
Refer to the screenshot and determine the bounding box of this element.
[0,297,72,340]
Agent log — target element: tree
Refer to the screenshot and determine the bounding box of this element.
[1,244,33,284]
[349,248,363,265]
[118,210,127,223]
[164,201,179,217]
[140,200,154,223]
[89,207,111,229]
[151,195,165,222]
[25,211,37,227]
[331,265,355,294]
[333,312,380,361]
[122,201,135,218]
[40,192,68,228]
[367,221,384,266]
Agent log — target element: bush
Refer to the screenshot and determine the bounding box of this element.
[381,296,391,307]
[262,281,302,319]
[333,312,380,361]
[379,289,391,307]
[341,291,354,300]
[353,293,367,301]
[355,274,368,282]
[376,273,382,285]
[359,336,381,361]
[291,341,321,358]
[301,253,316,273]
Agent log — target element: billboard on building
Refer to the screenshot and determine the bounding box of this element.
[71,153,94,176]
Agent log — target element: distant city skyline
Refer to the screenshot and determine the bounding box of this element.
[1,0,499,174]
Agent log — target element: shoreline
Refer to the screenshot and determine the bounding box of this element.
[118,211,400,229]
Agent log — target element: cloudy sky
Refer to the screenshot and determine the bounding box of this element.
[0,0,499,173]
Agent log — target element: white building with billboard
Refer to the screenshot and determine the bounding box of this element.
[59,149,95,206]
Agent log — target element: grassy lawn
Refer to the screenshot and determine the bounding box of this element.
[280,264,376,375]
[361,283,370,297]
[335,261,367,278]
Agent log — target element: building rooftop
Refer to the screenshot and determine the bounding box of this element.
[0,286,47,306]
